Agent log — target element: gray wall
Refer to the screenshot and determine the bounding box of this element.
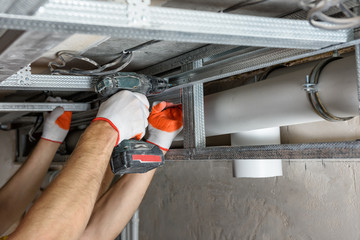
[139,160,360,240]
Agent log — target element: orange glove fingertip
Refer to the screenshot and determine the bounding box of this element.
[55,111,72,130]
[152,101,167,113]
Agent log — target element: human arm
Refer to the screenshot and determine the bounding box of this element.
[79,167,158,240]
[0,139,60,235]
[9,91,149,240]
[97,165,115,201]
[0,104,71,235]
[80,101,183,240]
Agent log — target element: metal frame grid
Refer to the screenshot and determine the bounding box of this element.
[165,43,360,161]
[2,39,360,93]
[0,0,359,160]
[166,40,360,89]
[0,0,353,49]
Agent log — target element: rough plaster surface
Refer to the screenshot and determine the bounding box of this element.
[140,160,360,240]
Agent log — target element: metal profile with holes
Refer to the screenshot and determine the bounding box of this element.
[0,0,353,50]
[156,39,360,89]
[2,39,360,93]
[356,44,360,105]
[0,74,97,91]
[181,60,206,149]
[0,102,91,112]
[166,141,360,160]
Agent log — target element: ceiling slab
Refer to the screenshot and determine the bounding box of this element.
[0,31,71,82]
[83,38,205,72]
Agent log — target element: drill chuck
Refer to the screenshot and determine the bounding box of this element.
[95,72,169,97]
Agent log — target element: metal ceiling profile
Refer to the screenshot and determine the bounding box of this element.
[165,141,360,160]
[0,0,353,50]
[0,74,96,91]
[0,102,90,112]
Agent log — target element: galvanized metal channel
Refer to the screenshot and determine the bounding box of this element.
[2,39,360,93]
[167,40,360,89]
[0,102,90,112]
[0,0,352,49]
[181,60,206,149]
[355,44,360,111]
[166,141,360,160]
[0,74,96,91]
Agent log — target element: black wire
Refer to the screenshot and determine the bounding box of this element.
[34,115,44,133]
[222,0,268,13]
[28,114,44,142]
[125,40,162,52]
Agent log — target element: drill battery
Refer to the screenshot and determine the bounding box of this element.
[110,140,165,175]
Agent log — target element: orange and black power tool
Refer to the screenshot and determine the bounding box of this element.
[95,72,169,175]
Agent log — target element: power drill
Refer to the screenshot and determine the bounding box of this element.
[95,72,169,175]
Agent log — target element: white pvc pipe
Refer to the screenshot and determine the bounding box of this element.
[204,55,359,136]
[231,127,283,178]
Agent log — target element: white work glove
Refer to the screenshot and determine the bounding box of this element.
[93,90,150,146]
[145,101,183,151]
[41,97,72,144]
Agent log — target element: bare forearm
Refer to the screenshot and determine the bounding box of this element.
[80,169,156,240]
[81,150,166,240]
[0,139,60,235]
[10,121,117,240]
[97,165,114,201]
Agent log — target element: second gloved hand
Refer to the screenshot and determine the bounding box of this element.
[93,90,150,146]
[41,97,72,144]
[145,101,183,151]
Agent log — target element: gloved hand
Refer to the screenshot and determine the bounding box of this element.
[93,90,150,146]
[145,101,183,151]
[41,97,72,144]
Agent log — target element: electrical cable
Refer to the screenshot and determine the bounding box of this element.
[49,40,158,76]
[222,0,268,13]
[49,51,133,76]
[28,114,44,142]
[303,0,360,30]
[125,40,161,52]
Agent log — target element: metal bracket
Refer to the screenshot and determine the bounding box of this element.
[303,75,318,93]
[304,57,353,122]
[16,64,32,85]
